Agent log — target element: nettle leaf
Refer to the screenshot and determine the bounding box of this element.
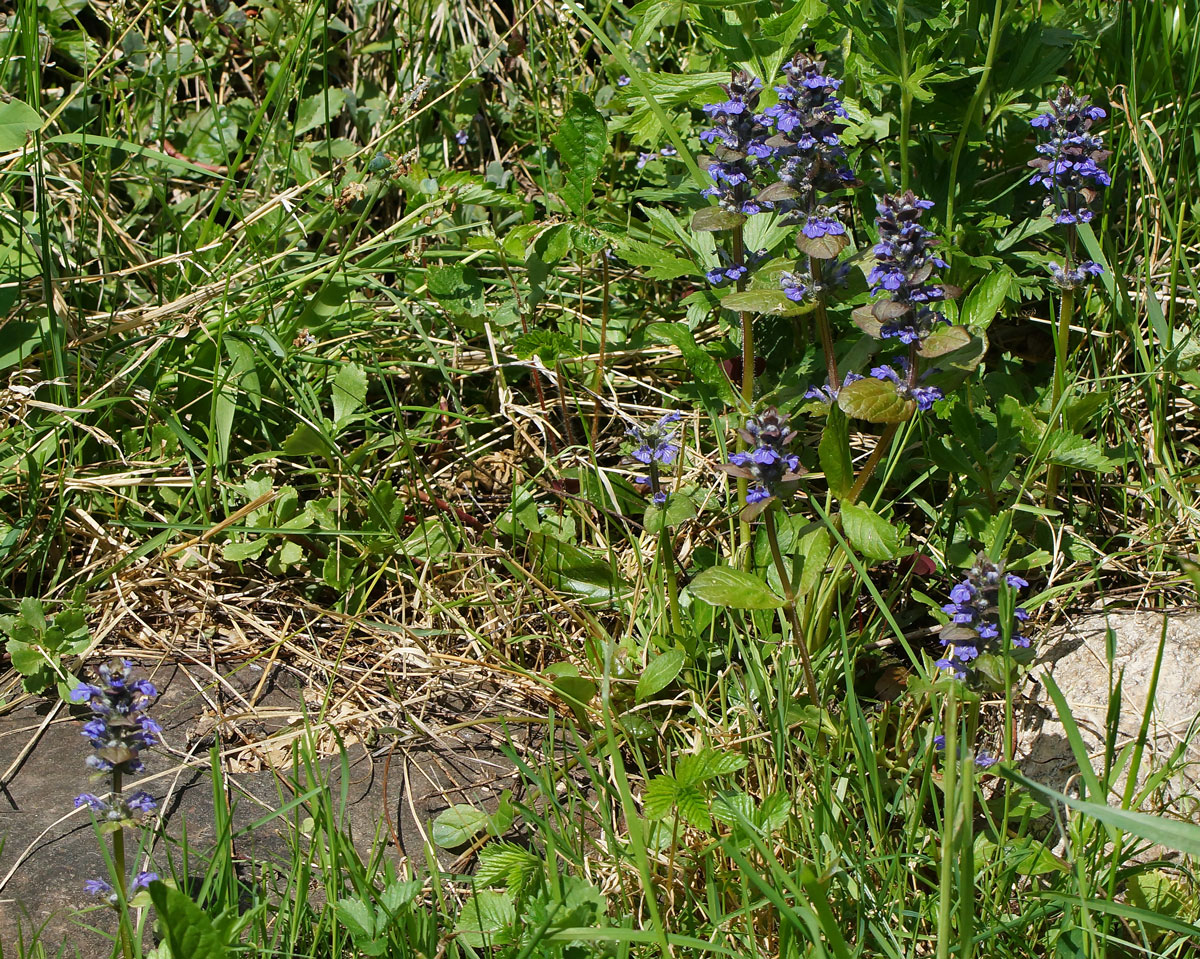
[837,378,916,423]
[474,842,541,893]
[818,407,852,498]
[616,238,696,280]
[636,649,686,701]
[919,324,971,358]
[840,502,901,561]
[454,890,516,948]
[432,804,492,848]
[642,775,678,820]
[675,748,747,785]
[674,785,712,830]
[1046,432,1124,472]
[688,566,785,609]
[720,290,791,314]
[426,263,486,315]
[691,207,746,232]
[336,898,377,941]
[551,93,608,215]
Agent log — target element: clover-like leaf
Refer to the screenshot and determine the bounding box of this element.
[837,377,917,423]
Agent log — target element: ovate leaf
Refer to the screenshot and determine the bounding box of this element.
[0,98,41,151]
[838,377,916,423]
[552,93,608,215]
[636,649,686,701]
[818,407,852,497]
[149,882,232,959]
[432,804,491,848]
[691,207,746,232]
[454,891,516,947]
[331,362,367,430]
[840,502,901,561]
[688,566,785,609]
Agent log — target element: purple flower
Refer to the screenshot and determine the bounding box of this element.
[660,144,677,157]
[866,358,944,411]
[132,872,158,890]
[454,129,469,145]
[781,271,809,302]
[651,491,668,506]
[617,75,631,87]
[75,793,107,812]
[698,71,774,216]
[628,412,681,466]
[85,878,113,896]
[1029,86,1110,227]
[1049,260,1104,289]
[126,791,157,813]
[935,554,1033,684]
[636,151,658,170]
[71,660,159,780]
[719,408,805,508]
[866,192,955,345]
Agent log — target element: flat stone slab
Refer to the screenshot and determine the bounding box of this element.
[1019,608,1200,819]
[0,662,531,953]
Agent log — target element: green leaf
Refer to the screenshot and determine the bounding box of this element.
[616,238,697,280]
[675,748,747,785]
[426,263,485,315]
[149,882,232,959]
[674,784,712,830]
[818,407,852,498]
[1045,431,1123,471]
[1001,768,1200,858]
[960,270,1013,330]
[918,325,971,359]
[646,323,736,402]
[336,898,377,940]
[796,230,848,259]
[222,538,269,562]
[544,662,597,710]
[840,502,900,561]
[295,88,347,136]
[837,378,916,423]
[281,422,331,457]
[551,93,608,215]
[688,566,785,609]
[331,362,367,429]
[475,842,541,892]
[454,890,516,947]
[0,98,41,151]
[644,493,696,533]
[431,804,492,849]
[642,775,678,820]
[7,641,46,677]
[636,649,686,701]
[719,290,791,314]
[691,207,746,232]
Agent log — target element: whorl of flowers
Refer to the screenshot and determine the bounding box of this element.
[719,408,804,506]
[864,191,953,344]
[699,71,774,216]
[71,660,160,779]
[1029,86,1110,288]
[868,360,944,412]
[935,555,1030,681]
[627,412,681,506]
[759,55,855,226]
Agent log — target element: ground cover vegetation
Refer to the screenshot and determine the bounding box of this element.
[1,0,1200,954]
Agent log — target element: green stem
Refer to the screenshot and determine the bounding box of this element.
[589,251,611,449]
[897,0,912,193]
[733,226,754,562]
[935,688,959,959]
[945,0,1007,232]
[111,771,135,959]
[811,260,840,391]
[1045,285,1076,503]
[764,510,819,705]
[649,461,682,636]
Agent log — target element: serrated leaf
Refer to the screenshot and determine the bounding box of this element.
[691,207,746,232]
[282,422,330,457]
[642,775,678,820]
[0,98,42,151]
[331,362,367,430]
[840,502,901,561]
[1045,432,1122,471]
[688,566,784,609]
[646,322,736,402]
[431,804,491,848]
[551,93,608,215]
[819,407,852,497]
[674,784,712,830]
[676,748,748,785]
[454,890,516,947]
[149,882,232,959]
[837,377,916,423]
[475,842,541,891]
[7,641,46,677]
[336,898,377,940]
[636,649,686,701]
[720,290,791,314]
[919,325,971,358]
[511,329,579,362]
[616,238,696,280]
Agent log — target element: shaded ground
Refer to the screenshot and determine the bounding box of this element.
[0,661,537,954]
